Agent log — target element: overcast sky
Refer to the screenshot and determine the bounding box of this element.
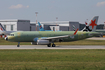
[0,0,105,24]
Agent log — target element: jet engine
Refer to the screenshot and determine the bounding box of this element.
[31,40,50,45]
[37,40,50,45]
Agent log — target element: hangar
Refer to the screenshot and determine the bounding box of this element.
[0,19,104,31]
[30,22,105,31]
[30,21,79,31]
[0,19,30,31]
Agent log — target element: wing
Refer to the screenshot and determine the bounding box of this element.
[40,28,79,40]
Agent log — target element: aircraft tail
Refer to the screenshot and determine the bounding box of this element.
[72,25,76,31]
[38,22,45,31]
[0,23,6,31]
[82,16,99,32]
[0,23,7,38]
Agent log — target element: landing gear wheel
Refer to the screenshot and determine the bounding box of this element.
[17,42,20,47]
[17,45,20,47]
[52,44,56,47]
[47,44,51,47]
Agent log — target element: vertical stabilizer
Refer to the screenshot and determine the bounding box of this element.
[72,25,76,31]
[38,22,45,31]
[82,16,99,32]
[0,23,6,31]
[88,16,99,32]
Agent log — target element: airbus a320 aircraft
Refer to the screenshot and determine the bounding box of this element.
[5,16,99,47]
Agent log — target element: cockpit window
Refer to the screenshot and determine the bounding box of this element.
[10,34,14,36]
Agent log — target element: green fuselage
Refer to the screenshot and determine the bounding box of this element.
[7,31,99,42]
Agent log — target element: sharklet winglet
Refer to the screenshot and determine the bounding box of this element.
[73,28,79,35]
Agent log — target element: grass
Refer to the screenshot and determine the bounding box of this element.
[0,38,105,70]
[0,49,105,70]
[1,38,105,45]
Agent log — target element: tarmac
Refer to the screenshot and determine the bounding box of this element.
[87,37,105,40]
[0,37,105,49]
[0,45,105,49]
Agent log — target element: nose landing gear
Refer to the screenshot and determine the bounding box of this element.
[17,42,20,47]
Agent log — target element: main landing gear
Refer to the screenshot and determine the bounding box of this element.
[52,44,56,47]
[17,42,20,47]
[47,43,56,47]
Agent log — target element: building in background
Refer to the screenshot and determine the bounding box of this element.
[0,19,30,31]
[96,24,104,30]
[30,21,79,31]
[30,22,36,31]
[0,19,104,31]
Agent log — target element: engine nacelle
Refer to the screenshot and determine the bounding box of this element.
[37,40,50,45]
[31,40,50,45]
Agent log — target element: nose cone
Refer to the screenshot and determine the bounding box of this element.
[5,37,8,41]
[6,36,15,42]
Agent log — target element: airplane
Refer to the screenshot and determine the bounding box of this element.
[38,22,53,31]
[82,20,105,37]
[72,25,76,31]
[5,16,100,47]
[0,23,6,37]
[38,22,61,31]
[0,23,16,37]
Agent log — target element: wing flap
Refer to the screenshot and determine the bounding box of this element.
[40,28,78,40]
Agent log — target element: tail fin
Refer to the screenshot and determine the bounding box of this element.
[82,16,99,32]
[0,23,6,31]
[0,23,6,38]
[38,22,45,31]
[72,25,76,31]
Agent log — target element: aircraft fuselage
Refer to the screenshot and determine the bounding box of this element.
[7,31,99,42]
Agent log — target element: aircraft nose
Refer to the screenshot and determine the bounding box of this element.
[5,36,15,42]
[5,37,8,41]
